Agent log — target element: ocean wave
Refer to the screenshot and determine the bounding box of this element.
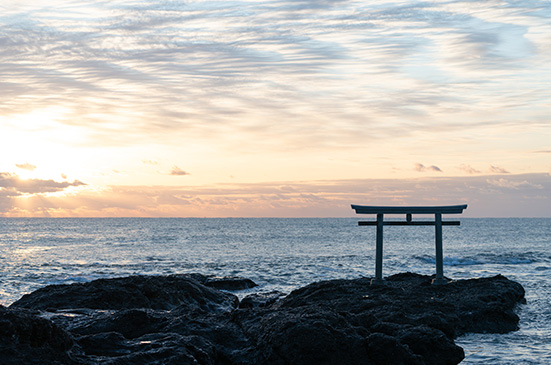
[494,258,533,265]
[414,255,534,266]
[479,252,536,265]
[415,255,484,266]
[43,276,98,285]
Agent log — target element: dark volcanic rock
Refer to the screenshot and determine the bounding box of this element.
[11,274,239,312]
[236,305,373,364]
[0,305,74,364]
[278,272,525,337]
[5,273,525,365]
[204,276,258,291]
[239,290,286,308]
[174,273,259,291]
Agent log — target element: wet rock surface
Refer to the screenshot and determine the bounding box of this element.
[203,276,258,291]
[239,290,287,309]
[0,306,74,364]
[7,273,525,364]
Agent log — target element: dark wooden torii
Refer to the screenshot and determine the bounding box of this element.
[351,204,468,285]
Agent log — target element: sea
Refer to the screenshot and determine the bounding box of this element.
[0,217,549,364]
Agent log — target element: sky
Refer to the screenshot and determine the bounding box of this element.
[0,0,550,217]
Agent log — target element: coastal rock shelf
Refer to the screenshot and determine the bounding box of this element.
[2,273,525,364]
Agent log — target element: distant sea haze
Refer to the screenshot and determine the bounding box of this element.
[1,218,550,363]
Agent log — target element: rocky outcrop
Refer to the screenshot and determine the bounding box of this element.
[7,273,525,364]
[11,274,239,312]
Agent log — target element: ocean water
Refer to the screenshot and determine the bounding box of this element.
[0,217,550,363]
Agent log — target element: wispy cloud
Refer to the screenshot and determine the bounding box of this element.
[414,163,442,173]
[169,166,190,176]
[489,165,510,174]
[458,164,481,174]
[1,0,549,151]
[15,163,36,171]
[142,160,159,165]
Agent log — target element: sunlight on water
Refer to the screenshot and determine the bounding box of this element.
[0,218,550,363]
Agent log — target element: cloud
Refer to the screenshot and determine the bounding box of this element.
[458,164,481,174]
[487,178,543,190]
[15,163,37,171]
[170,166,190,176]
[2,173,549,218]
[0,0,548,154]
[0,172,86,196]
[489,165,510,174]
[414,163,442,172]
[142,160,159,165]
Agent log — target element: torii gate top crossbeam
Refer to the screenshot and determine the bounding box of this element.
[351,204,468,215]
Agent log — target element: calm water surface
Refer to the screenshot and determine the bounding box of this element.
[0,218,550,363]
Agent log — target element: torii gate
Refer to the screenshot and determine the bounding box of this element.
[351,204,468,285]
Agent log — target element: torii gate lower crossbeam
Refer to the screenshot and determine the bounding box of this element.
[351,204,468,285]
